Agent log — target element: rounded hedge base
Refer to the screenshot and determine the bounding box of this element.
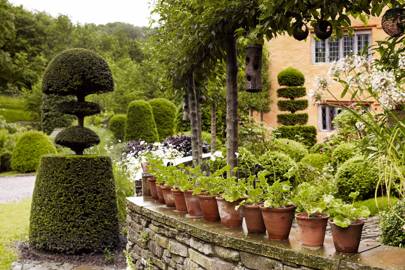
[29,155,120,254]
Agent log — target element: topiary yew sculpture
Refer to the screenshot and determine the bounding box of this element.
[30,48,119,254]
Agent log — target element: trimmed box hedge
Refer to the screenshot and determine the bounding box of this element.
[277,113,308,125]
[125,100,159,142]
[108,114,127,141]
[277,87,306,99]
[149,98,177,141]
[277,67,305,86]
[29,155,119,254]
[274,125,317,147]
[277,100,308,113]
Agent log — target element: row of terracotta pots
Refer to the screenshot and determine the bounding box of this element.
[147,178,363,253]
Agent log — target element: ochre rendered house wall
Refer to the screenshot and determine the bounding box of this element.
[255,16,388,141]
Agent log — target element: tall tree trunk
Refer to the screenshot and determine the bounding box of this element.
[225,34,238,174]
[210,102,217,154]
[260,111,264,122]
[195,78,203,161]
[187,73,202,166]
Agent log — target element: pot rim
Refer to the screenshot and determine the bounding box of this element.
[329,219,365,227]
[296,212,329,220]
[260,204,296,211]
[161,185,172,190]
[243,203,263,209]
[171,188,184,193]
[197,194,216,199]
[215,196,243,203]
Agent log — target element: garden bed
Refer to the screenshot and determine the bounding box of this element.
[127,196,405,270]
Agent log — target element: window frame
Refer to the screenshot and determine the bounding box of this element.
[318,104,343,132]
[312,30,371,64]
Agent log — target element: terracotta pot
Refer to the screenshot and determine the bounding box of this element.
[155,184,165,204]
[172,189,187,213]
[216,197,242,228]
[184,191,203,217]
[161,185,175,207]
[242,204,266,233]
[261,205,296,240]
[147,177,158,200]
[330,220,364,253]
[198,194,220,222]
[296,213,328,247]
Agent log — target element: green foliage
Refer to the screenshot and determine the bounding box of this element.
[0,95,25,110]
[263,180,293,208]
[277,113,308,125]
[221,176,246,203]
[300,153,329,170]
[237,147,258,178]
[42,48,114,97]
[331,142,357,167]
[149,98,177,141]
[0,151,12,172]
[29,155,119,254]
[354,197,399,216]
[41,94,74,134]
[270,138,308,162]
[274,125,317,147]
[125,100,159,142]
[380,200,405,247]
[335,156,379,202]
[277,87,306,99]
[113,163,134,223]
[277,67,305,86]
[239,118,271,155]
[11,131,56,173]
[327,192,370,228]
[293,182,331,216]
[0,108,32,123]
[259,151,296,183]
[108,114,127,141]
[240,171,269,205]
[192,165,229,196]
[277,100,308,113]
[55,126,100,154]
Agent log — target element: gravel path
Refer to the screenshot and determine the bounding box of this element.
[0,175,36,203]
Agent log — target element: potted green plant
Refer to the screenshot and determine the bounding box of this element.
[327,192,370,253]
[148,157,166,204]
[261,180,295,240]
[171,165,190,213]
[239,171,269,233]
[216,175,246,228]
[183,166,203,217]
[293,182,331,247]
[160,166,176,207]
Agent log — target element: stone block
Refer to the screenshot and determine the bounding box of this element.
[176,233,191,245]
[189,248,214,269]
[150,257,167,270]
[184,259,200,270]
[148,240,163,258]
[190,238,214,255]
[214,245,240,262]
[240,252,282,270]
[155,234,169,249]
[168,239,188,257]
[211,258,236,270]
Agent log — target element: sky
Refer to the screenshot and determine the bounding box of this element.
[8,0,154,26]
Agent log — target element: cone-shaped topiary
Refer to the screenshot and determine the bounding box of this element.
[125,100,159,142]
[11,131,56,173]
[108,114,127,141]
[30,155,119,254]
[149,98,177,141]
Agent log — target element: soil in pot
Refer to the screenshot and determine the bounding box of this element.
[147,177,158,200]
[161,185,175,207]
[172,189,187,213]
[216,197,242,228]
[330,220,364,253]
[198,194,220,222]
[184,191,202,217]
[261,205,296,240]
[296,213,328,247]
[242,204,266,233]
[155,184,165,204]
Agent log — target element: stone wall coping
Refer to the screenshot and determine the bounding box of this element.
[127,196,405,270]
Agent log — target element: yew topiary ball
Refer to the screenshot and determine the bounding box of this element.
[277,67,305,86]
[42,48,114,97]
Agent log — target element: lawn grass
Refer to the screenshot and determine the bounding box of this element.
[354,196,399,216]
[0,199,31,270]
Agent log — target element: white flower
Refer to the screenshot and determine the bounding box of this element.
[355,121,366,131]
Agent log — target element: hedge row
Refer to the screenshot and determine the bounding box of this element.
[274,125,317,147]
[277,113,308,125]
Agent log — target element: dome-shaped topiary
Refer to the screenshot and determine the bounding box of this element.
[335,156,378,201]
[277,67,305,86]
[332,142,358,167]
[300,153,329,170]
[259,151,296,182]
[270,138,308,161]
[42,48,114,97]
[11,131,56,173]
[125,100,159,142]
[29,155,119,254]
[149,98,177,141]
[108,114,127,141]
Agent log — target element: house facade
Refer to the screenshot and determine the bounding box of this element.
[256,16,388,141]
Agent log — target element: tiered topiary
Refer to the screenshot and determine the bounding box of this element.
[149,98,177,141]
[125,100,159,142]
[108,114,127,141]
[29,48,119,254]
[11,131,56,173]
[275,67,317,146]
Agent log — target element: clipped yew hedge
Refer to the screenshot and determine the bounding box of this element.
[29,155,120,254]
[277,87,306,99]
[149,98,177,141]
[11,131,56,173]
[277,67,305,86]
[108,114,127,141]
[274,125,317,147]
[125,100,159,142]
[277,113,308,125]
[277,100,308,113]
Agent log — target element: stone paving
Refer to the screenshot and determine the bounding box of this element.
[0,175,35,203]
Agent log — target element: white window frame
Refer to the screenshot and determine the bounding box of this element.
[318,105,343,131]
[312,31,371,64]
